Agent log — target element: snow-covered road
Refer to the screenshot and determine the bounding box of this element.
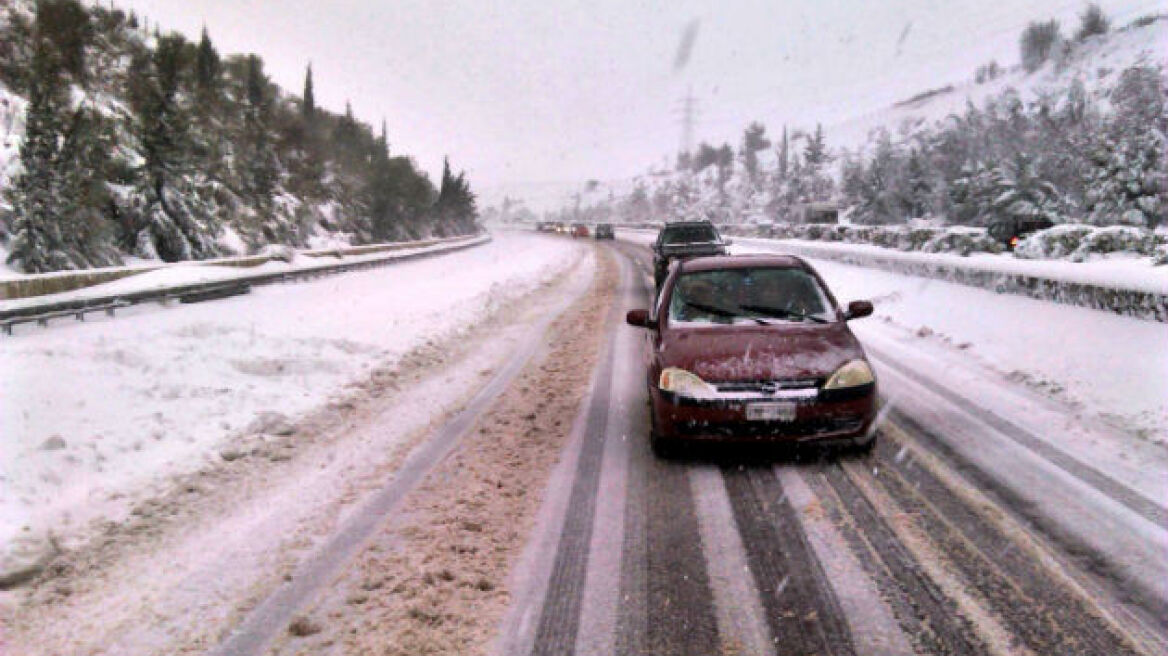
[5,230,1167,656]
[0,232,582,555]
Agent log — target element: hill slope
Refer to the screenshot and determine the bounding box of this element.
[0,0,476,274]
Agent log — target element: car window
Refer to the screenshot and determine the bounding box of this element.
[667,267,834,324]
[662,224,718,244]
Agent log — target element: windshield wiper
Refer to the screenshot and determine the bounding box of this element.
[682,300,770,325]
[738,304,829,324]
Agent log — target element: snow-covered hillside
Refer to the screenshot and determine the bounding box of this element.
[0,0,477,275]
[831,15,1167,153]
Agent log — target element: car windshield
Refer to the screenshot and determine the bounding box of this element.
[668,267,833,325]
[662,224,718,244]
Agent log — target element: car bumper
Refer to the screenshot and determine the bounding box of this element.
[650,384,877,445]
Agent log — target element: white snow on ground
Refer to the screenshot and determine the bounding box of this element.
[0,232,581,552]
[618,228,1168,442]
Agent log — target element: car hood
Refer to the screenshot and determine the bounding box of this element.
[659,322,865,382]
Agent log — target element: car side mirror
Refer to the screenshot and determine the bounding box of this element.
[844,300,874,320]
[626,309,657,329]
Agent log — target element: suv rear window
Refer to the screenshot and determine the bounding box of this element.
[662,224,718,244]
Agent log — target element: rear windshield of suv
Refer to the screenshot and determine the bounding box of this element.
[662,224,719,244]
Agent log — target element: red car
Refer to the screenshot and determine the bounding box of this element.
[625,254,877,456]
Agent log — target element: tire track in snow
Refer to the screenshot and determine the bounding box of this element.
[721,465,855,656]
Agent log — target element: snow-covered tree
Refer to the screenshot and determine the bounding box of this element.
[1083,67,1167,227]
[6,39,68,272]
[1020,19,1062,73]
[195,27,220,100]
[740,121,770,185]
[1076,4,1110,41]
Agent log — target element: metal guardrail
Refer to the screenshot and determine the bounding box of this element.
[0,234,489,335]
[771,240,1168,323]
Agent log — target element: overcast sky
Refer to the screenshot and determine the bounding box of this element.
[119,0,1164,198]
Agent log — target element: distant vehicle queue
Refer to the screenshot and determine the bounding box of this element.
[535,221,615,240]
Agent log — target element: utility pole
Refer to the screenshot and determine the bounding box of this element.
[674,86,698,160]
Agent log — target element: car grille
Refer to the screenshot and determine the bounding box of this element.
[713,378,821,395]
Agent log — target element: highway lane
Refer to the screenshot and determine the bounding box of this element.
[496,238,1168,656]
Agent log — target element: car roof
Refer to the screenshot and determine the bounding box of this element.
[677,253,809,272]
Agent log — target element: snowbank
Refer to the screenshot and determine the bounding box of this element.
[804,257,1168,447]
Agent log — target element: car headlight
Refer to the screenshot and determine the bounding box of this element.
[659,367,717,398]
[824,360,875,389]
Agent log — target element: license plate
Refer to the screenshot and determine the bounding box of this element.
[746,402,797,422]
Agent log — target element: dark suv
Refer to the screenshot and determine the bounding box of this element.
[652,221,730,289]
[594,223,615,240]
[988,216,1054,250]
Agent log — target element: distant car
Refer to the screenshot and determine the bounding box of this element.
[988,216,1054,250]
[572,223,589,238]
[594,223,615,240]
[626,254,878,456]
[652,220,730,289]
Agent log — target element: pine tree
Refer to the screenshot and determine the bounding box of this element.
[34,0,92,84]
[740,121,770,185]
[715,143,734,195]
[1076,4,1109,41]
[243,55,278,204]
[804,123,827,170]
[1020,20,1062,73]
[904,149,932,218]
[302,63,315,120]
[776,125,789,180]
[434,157,477,234]
[245,54,266,108]
[195,27,220,98]
[6,38,68,272]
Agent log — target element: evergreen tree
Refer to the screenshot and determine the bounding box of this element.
[433,157,477,234]
[804,123,827,170]
[715,143,734,195]
[301,63,315,120]
[6,38,68,272]
[904,149,932,218]
[1020,20,1062,73]
[1083,67,1167,227]
[195,27,220,97]
[1076,4,1110,41]
[740,121,770,184]
[243,54,278,204]
[776,125,789,180]
[34,0,91,83]
[56,105,119,266]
